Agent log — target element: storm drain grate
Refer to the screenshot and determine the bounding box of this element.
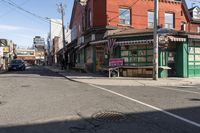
[92,111,126,122]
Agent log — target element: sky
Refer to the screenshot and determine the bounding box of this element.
[0,0,74,48]
[0,0,199,48]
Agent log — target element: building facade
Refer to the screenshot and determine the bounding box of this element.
[0,39,15,70]
[47,19,62,65]
[16,49,35,65]
[33,36,45,65]
[69,0,200,78]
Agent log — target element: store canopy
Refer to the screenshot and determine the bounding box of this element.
[168,36,186,42]
[116,39,153,45]
[90,40,108,45]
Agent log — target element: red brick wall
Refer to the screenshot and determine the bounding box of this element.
[106,0,187,30]
[71,2,85,37]
[93,0,107,26]
[70,0,200,36]
[188,23,200,33]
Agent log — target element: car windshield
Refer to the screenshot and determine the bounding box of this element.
[10,60,23,64]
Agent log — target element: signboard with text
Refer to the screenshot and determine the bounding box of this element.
[109,58,124,67]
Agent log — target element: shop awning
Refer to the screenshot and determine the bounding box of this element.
[116,39,153,45]
[90,40,108,45]
[168,36,186,42]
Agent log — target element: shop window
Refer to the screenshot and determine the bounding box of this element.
[195,47,200,53]
[189,62,194,65]
[189,55,194,61]
[120,45,152,66]
[189,47,194,54]
[131,50,137,56]
[138,57,146,62]
[119,7,131,25]
[138,50,146,56]
[121,51,129,56]
[195,55,200,61]
[195,62,200,65]
[147,56,153,62]
[147,50,153,55]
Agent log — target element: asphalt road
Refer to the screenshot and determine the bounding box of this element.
[0,66,199,133]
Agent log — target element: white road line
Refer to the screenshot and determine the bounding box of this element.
[89,84,200,128]
[155,86,200,95]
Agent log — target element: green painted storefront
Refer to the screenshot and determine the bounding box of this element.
[188,41,200,77]
[78,33,200,78]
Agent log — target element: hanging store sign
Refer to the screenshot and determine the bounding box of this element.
[3,47,9,53]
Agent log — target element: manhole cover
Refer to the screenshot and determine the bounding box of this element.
[21,85,31,88]
[92,111,126,122]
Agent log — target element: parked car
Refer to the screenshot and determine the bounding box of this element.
[8,59,26,71]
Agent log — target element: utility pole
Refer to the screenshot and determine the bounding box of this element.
[153,0,159,80]
[58,3,66,69]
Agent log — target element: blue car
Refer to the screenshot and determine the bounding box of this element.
[8,59,26,71]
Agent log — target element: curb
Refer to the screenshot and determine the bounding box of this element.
[0,71,8,74]
[45,67,197,87]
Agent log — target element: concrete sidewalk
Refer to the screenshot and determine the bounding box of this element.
[45,66,200,87]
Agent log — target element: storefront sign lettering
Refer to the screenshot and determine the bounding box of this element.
[109,58,124,67]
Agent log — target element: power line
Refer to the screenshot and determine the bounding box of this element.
[0,0,31,18]
[1,0,62,25]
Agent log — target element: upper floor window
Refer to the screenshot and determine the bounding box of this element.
[119,7,131,25]
[197,27,200,33]
[148,11,154,28]
[165,12,174,29]
[86,8,92,28]
[181,22,186,31]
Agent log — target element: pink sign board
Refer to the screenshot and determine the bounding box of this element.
[109,58,124,67]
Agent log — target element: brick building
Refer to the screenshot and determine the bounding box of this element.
[68,0,200,78]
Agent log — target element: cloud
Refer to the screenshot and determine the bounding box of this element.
[0,24,41,32]
[0,24,22,31]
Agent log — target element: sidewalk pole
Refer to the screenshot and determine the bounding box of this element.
[153,0,159,80]
[58,3,66,69]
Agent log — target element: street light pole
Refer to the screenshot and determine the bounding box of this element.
[153,0,159,80]
[58,3,66,69]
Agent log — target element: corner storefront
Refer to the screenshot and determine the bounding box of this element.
[90,31,188,78]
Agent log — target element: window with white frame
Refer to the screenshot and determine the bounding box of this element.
[119,7,131,25]
[165,12,174,29]
[148,11,154,28]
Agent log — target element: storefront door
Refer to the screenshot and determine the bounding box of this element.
[168,51,176,77]
[96,45,105,71]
